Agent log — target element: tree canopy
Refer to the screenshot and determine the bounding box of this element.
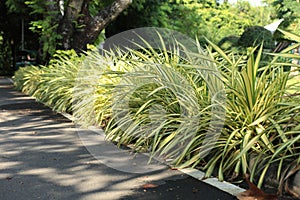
[1,0,299,74]
[5,0,132,56]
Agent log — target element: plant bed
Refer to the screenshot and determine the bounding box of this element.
[12,30,300,199]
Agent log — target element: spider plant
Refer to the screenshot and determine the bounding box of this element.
[13,29,300,192]
[96,35,227,168]
[72,49,130,127]
[13,65,43,94]
[13,50,82,113]
[206,30,300,188]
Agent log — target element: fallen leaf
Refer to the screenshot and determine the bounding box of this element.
[169,167,178,170]
[141,183,159,189]
[236,174,278,200]
[192,188,198,193]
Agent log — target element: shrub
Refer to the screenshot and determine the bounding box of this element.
[13,30,300,192]
[237,26,275,50]
[206,40,300,187]
[13,49,83,113]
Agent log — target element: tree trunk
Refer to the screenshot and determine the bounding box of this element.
[57,0,85,50]
[58,0,132,51]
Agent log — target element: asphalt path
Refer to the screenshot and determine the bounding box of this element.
[0,77,236,200]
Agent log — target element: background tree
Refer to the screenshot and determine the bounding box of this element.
[2,0,297,74]
[0,0,39,74]
[105,0,171,38]
[6,0,132,59]
[265,0,300,41]
[58,0,132,51]
[107,0,276,46]
[271,0,300,29]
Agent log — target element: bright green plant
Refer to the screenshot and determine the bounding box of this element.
[97,31,300,190]
[72,49,130,127]
[13,49,83,113]
[35,50,81,112]
[103,47,217,161]
[205,31,300,187]
[13,65,44,93]
[13,29,300,192]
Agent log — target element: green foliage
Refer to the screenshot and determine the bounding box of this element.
[169,2,250,44]
[208,41,299,186]
[13,26,300,192]
[3,0,282,65]
[237,26,275,49]
[13,49,84,113]
[107,0,275,45]
[272,0,300,28]
[25,0,62,58]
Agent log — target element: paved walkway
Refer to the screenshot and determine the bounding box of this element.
[0,77,235,200]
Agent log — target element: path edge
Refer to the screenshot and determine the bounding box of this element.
[8,77,246,196]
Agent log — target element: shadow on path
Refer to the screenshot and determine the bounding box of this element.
[0,77,236,200]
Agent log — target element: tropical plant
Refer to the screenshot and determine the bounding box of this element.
[13,49,83,113]
[13,64,43,93]
[72,49,129,127]
[102,41,222,162]
[95,31,300,190]
[205,30,300,189]
[13,29,300,194]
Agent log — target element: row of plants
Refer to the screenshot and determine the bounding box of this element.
[13,30,300,196]
[14,49,82,113]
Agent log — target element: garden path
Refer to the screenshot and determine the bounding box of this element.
[0,77,235,200]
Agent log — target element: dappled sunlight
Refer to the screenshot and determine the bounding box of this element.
[0,161,21,170]
[0,78,189,199]
[286,74,300,95]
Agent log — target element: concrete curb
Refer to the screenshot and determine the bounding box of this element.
[59,112,246,196]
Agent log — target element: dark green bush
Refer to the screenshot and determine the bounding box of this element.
[217,35,240,50]
[237,26,275,50]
